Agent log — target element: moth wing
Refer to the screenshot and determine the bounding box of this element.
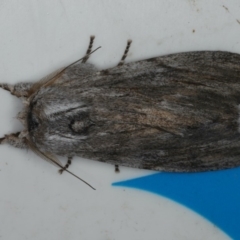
[75,51,240,172]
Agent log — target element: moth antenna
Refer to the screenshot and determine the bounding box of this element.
[33,46,102,91]
[52,159,96,190]
[58,164,95,190]
[50,160,96,190]
[118,39,132,66]
[60,46,101,71]
[27,140,96,190]
[49,158,96,190]
[88,46,101,56]
[64,168,96,190]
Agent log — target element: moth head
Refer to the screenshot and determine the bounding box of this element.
[16,109,28,128]
[27,111,40,133]
[16,96,41,138]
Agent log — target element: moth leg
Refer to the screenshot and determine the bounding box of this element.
[0,132,27,149]
[82,35,95,63]
[117,40,132,66]
[59,156,72,174]
[115,165,120,173]
[0,82,33,98]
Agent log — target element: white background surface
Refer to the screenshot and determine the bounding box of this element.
[0,0,239,239]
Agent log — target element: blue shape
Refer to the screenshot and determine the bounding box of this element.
[113,168,240,240]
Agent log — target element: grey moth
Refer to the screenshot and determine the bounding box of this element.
[1,36,240,188]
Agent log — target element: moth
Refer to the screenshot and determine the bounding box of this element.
[1,36,240,189]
